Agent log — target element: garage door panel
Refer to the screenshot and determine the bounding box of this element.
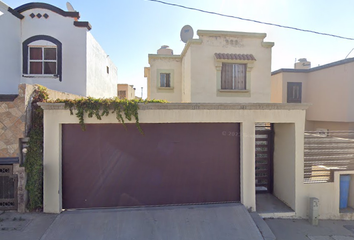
[62,123,240,209]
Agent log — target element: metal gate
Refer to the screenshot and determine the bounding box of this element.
[255,126,274,193]
[0,165,18,210]
[304,130,354,183]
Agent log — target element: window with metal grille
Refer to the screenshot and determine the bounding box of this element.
[29,47,57,75]
[221,63,246,90]
[287,82,302,103]
[160,73,171,88]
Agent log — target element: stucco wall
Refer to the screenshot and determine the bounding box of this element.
[270,72,283,103]
[86,32,117,98]
[40,103,306,213]
[275,72,308,103]
[148,57,182,102]
[190,33,272,103]
[19,7,88,96]
[147,31,273,103]
[306,62,354,122]
[271,61,354,124]
[298,171,354,220]
[0,3,21,94]
[181,48,192,103]
[306,120,354,131]
[273,123,296,210]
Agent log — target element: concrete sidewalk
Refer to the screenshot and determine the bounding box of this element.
[265,218,354,240]
[41,203,263,240]
[0,211,57,240]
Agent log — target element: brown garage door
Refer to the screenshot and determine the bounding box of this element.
[62,123,240,209]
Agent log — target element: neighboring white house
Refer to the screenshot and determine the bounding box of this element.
[0,1,117,98]
[144,30,274,103]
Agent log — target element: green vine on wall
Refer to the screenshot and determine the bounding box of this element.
[25,85,49,211]
[53,98,167,134]
[25,88,165,211]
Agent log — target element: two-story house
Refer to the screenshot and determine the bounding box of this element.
[144,30,274,103]
[0,1,118,98]
[0,1,118,213]
[271,58,354,131]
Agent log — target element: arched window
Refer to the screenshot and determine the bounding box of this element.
[23,35,62,81]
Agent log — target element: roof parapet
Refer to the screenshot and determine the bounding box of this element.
[197,30,267,39]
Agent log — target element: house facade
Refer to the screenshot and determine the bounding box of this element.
[271,58,354,131]
[0,1,118,98]
[40,29,309,219]
[117,84,136,100]
[144,30,274,103]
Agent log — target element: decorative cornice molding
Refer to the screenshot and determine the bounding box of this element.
[272,57,354,76]
[148,54,182,64]
[39,102,310,111]
[14,3,80,19]
[197,30,267,39]
[7,7,24,19]
[73,21,92,31]
[262,42,275,48]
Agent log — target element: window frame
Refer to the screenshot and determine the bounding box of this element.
[221,63,247,90]
[28,46,58,76]
[22,35,62,81]
[160,73,171,88]
[156,69,174,90]
[287,82,302,103]
[214,56,255,97]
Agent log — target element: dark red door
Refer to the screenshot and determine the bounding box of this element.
[62,123,240,209]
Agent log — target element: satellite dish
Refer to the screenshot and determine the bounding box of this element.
[66,2,75,12]
[180,25,194,43]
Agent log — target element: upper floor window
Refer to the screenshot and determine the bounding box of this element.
[23,35,62,81]
[160,73,171,88]
[29,47,57,75]
[214,53,255,96]
[287,82,302,103]
[221,63,246,90]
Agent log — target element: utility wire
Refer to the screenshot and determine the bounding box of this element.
[147,0,354,41]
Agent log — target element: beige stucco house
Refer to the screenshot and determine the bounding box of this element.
[144,30,274,103]
[117,84,136,100]
[271,58,354,131]
[38,28,354,221]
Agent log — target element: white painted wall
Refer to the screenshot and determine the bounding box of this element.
[19,8,87,96]
[86,32,117,98]
[1,4,118,98]
[0,3,21,94]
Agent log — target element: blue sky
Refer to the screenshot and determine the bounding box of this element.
[6,0,354,98]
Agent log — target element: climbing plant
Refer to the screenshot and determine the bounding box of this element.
[24,88,165,211]
[53,98,167,134]
[25,85,48,211]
